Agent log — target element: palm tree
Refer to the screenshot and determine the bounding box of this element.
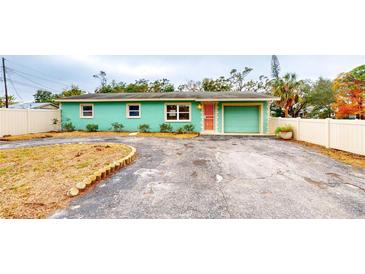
[271,73,303,117]
[271,55,281,78]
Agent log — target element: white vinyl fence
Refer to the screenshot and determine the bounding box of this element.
[269,117,365,156]
[0,108,61,136]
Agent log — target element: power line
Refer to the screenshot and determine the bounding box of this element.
[4,57,70,87]
[7,76,23,100]
[6,66,69,88]
[7,70,60,93]
[1,62,60,94]
[3,76,60,95]
[2,78,55,92]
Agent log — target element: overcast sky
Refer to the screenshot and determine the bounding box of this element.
[1,55,365,102]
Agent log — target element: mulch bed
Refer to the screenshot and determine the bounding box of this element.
[289,139,365,168]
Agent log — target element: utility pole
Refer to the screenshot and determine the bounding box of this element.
[2,57,9,108]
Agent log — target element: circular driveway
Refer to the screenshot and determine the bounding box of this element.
[1,136,364,218]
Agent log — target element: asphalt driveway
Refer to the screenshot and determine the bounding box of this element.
[1,136,364,218]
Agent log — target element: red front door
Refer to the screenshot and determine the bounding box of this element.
[203,103,214,131]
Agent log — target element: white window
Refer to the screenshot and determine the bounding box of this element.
[127,104,141,118]
[80,104,93,118]
[165,103,191,122]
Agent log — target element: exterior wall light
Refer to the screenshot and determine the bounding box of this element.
[197,104,202,110]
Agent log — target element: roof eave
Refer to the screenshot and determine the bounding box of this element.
[56,97,280,102]
[198,97,280,101]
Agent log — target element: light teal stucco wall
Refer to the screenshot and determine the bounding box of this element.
[216,101,268,133]
[61,101,202,132]
[61,100,269,133]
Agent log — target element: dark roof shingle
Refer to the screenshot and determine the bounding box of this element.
[58,92,278,101]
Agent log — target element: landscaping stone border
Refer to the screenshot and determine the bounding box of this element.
[67,145,137,197]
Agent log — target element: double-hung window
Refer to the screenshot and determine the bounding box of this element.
[80,104,93,118]
[165,103,191,121]
[127,104,141,118]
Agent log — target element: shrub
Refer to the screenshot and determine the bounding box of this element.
[86,124,99,132]
[138,124,150,133]
[176,127,185,134]
[62,119,75,132]
[176,124,195,134]
[111,122,124,132]
[175,124,195,134]
[160,123,173,133]
[275,124,293,135]
[182,124,195,133]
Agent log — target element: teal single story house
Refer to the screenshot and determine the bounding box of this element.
[58,92,279,135]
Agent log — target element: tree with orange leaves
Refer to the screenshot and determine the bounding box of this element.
[332,65,365,119]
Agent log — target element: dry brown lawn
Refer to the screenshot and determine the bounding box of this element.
[290,140,365,169]
[0,131,199,141]
[0,143,132,219]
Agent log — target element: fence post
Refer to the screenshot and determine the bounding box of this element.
[26,109,31,134]
[0,109,2,136]
[325,118,331,148]
[296,117,301,140]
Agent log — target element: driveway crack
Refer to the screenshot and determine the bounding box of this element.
[342,182,365,193]
[217,184,232,218]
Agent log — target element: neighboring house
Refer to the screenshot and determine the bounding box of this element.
[57,92,279,134]
[9,102,58,110]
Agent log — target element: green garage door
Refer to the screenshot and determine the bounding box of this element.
[224,106,259,133]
